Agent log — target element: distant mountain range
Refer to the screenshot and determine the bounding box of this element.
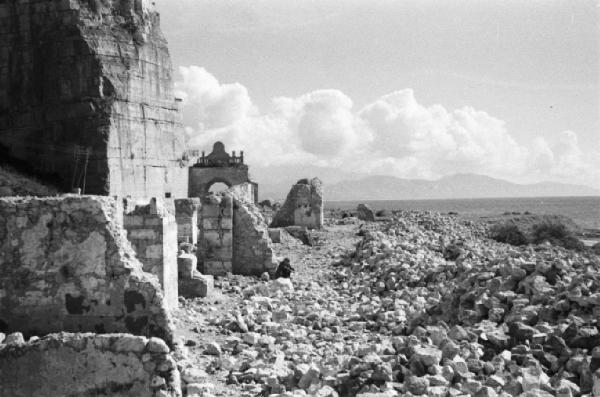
[324,173,600,201]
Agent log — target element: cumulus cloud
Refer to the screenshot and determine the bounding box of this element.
[175,66,254,130]
[175,66,599,188]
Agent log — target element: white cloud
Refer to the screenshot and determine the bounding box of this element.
[175,66,254,130]
[175,66,599,188]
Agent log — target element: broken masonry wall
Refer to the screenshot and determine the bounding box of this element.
[0,195,175,345]
[0,332,181,397]
[124,198,178,310]
[226,183,255,203]
[174,198,200,245]
[271,177,324,229]
[225,184,277,276]
[198,194,233,276]
[0,0,188,197]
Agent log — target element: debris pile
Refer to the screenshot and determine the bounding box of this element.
[175,211,600,396]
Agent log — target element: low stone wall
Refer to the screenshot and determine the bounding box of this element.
[124,198,178,310]
[0,195,175,345]
[174,198,200,245]
[0,332,181,397]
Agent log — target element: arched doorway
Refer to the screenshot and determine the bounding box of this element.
[206,178,232,195]
[208,182,229,193]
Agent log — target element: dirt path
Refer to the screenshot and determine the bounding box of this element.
[172,222,362,396]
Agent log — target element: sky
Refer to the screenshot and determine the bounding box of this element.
[154,0,599,189]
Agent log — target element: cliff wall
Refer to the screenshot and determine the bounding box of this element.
[0,0,187,198]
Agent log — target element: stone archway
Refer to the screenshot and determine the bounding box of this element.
[188,142,257,200]
[206,178,232,193]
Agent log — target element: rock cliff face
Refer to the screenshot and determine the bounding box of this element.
[0,0,188,198]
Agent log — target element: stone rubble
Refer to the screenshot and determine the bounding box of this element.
[174,210,600,397]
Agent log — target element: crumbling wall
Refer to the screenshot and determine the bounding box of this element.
[0,0,187,197]
[174,198,200,245]
[124,198,178,310]
[271,178,324,229]
[0,195,175,345]
[197,194,233,276]
[228,186,277,276]
[0,332,181,397]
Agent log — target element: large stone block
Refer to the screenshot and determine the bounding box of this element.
[0,0,188,198]
[179,275,213,298]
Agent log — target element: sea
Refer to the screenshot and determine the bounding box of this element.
[326,196,600,230]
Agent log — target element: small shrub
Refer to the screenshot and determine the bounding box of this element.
[489,223,528,246]
[531,219,584,251]
[376,209,392,217]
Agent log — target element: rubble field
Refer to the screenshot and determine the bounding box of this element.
[172,211,600,397]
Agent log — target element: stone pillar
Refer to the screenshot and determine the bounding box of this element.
[174,198,200,245]
[198,194,233,276]
[124,198,178,310]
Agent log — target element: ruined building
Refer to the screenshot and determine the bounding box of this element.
[189,141,258,202]
[0,1,283,393]
[271,177,324,229]
[0,0,188,198]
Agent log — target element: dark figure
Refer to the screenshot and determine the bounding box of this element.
[275,258,294,279]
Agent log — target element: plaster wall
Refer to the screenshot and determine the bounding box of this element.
[0,195,174,344]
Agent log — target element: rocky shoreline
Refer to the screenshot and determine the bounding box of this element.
[171,210,600,396]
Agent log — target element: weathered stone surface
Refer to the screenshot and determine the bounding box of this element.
[179,275,213,298]
[174,198,200,245]
[124,198,178,310]
[0,332,181,397]
[177,253,213,298]
[271,178,323,229]
[356,203,375,221]
[197,184,276,277]
[198,193,233,276]
[229,185,277,276]
[0,0,187,197]
[0,195,175,345]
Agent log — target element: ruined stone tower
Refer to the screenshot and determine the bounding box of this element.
[0,0,188,198]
